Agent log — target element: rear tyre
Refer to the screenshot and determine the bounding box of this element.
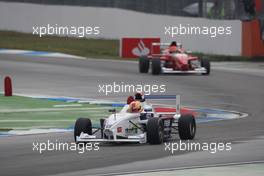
[152,58,161,75]
[178,114,196,140]
[139,56,150,73]
[201,59,210,75]
[74,118,92,142]
[147,118,164,144]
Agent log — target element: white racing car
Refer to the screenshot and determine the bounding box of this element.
[74,94,196,144]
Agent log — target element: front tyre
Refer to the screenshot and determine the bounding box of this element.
[201,59,210,75]
[139,56,150,73]
[74,118,92,142]
[147,118,164,144]
[178,114,196,140]
[152,58,161,75]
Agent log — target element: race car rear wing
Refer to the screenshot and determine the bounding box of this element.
[152,42,182,47]
[144,95,181,116]
[151,43,169,57]
[152,42,170,46]
[151,42,183,57]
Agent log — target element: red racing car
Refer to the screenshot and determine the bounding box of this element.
[139,42,210,75]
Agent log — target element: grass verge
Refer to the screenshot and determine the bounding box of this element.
[0,30,264,61]
[0,95,119,131]
[194,52,264,62]
[0,31,120,59]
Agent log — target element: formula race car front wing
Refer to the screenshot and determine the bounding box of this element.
[162,67,207,74]
[76,132,147,144]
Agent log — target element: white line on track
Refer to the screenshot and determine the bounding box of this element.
[0,115,108,122]
[0,120,76,122]
[94,160,264,176]
[0,107,110,113]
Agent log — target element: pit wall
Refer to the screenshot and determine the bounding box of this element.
[0,2,243,56]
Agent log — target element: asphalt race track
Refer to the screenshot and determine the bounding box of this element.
[0,54,264,176]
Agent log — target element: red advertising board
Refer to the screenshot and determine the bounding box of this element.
[255,0,262,13]
[121,38,160,58]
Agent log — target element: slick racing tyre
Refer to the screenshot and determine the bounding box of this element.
[152,58,161,75]
[139,56,150,73]
[74,118,92,142]
[178,114,196,140]
[201,59,210,75]
[147,118,164,144]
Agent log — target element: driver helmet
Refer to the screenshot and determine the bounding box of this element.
[128,100,143,113]
[134,92,145,102]
[127,95,134,104]
[169,46,178,53]
[170,41,177,47]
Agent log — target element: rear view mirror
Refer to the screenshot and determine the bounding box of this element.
[109,109,116,113]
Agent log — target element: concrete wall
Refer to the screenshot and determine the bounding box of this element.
[0,2,242,55]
